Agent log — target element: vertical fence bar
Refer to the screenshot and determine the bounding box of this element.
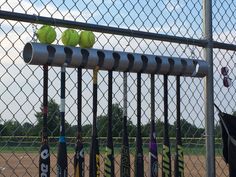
[203,0,215,176]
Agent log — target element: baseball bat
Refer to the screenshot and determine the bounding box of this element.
[56,63,68,177]
[162,75,171,177]
[120,72,131,177]
[39,65,50,177]
[149,74,158,177]
[89,66,100,177]
[174,76,184,177]
[104,70,114,176]
[74,67,85,177]
[134,72,144,177]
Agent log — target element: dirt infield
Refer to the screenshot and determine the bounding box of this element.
[0,153,228,177]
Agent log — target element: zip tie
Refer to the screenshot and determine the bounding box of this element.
[32,14,38,42]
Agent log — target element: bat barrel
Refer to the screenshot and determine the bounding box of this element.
[149,74,158,177]
[40,65,50,177]
[104,70,114,177]
[42,66,48,136]
[120,71,131,177]
[134,72,144,177]
[174,76,184,177]
[23,42,208,77]
[89,66,100,177]
[77,67,82,132]
[56,48,71,177]
[162,75,171,177]
[73,67,85,177]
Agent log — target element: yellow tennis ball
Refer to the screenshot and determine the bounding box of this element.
[78,31,95,48]
[36,25,56,44]
[61,29,80,47]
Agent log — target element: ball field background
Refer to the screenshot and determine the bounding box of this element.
[0,0,236,176]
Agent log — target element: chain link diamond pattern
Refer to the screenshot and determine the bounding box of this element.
[0,0,234,176]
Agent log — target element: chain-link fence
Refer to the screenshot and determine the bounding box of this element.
[0,0,235,176]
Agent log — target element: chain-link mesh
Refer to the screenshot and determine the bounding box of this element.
[213,1,236,177]
[0,0,235,176]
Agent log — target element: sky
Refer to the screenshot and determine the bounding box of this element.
[0,0,236,128]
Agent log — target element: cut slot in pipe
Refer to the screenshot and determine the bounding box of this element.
[127,53,134,72]
[50,45,66,66]
[143,55,157,74]
[155,56,162,73]
[47,45,56,65]
[64,47,73,65]
[168,58,175,73]
[115,52,129,72]
[68,47,83,68]
[181,59,187,76]
[84,48,99,69]
[156,56,170,75]
[131,53,143,72]
[112,52,120,70]
[168,57,183,75]
[97,50,105,67]
[141,55,148,72]
[181,59,196,76]
[100,51,114,70]
[80,49,89,68]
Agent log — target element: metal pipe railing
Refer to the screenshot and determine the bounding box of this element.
[0,10,207,47]
[2,10,236,52]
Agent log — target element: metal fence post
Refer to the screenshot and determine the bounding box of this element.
[203,0,215,176]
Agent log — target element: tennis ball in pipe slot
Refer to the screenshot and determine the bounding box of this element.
[61,29,80,46]
[78,30,95,48]
[36,25,57,44]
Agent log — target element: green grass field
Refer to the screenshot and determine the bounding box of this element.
[0,144,223,156]
[0,136,224,156]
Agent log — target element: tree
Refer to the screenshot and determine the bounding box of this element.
[96,103,135,137]
[82,124,92,137]
[0,124,4,136]
[22,122,35,135]
[66,124,77,137]
[35,99,61,136]
[3,120,23,136]
[215,123,221,138]
[142,119,165,137]
[0,118,5,135]
[172,119,204,137]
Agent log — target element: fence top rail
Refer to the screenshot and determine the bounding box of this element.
[1,10,236,51]
[0,10,207,46]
